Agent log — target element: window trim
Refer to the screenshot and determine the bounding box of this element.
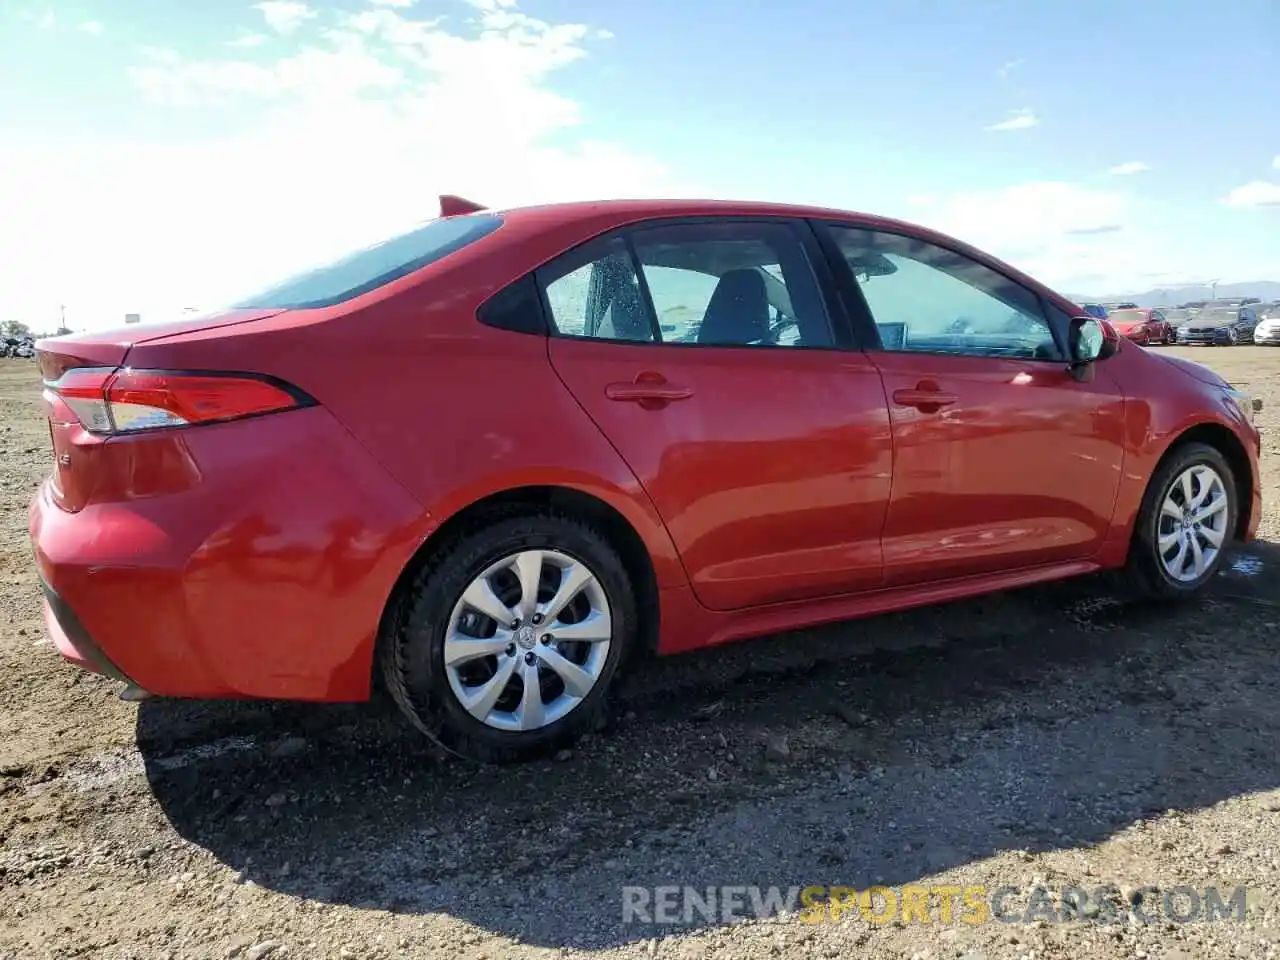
[532,216,853,351]
[809,219,1071,363]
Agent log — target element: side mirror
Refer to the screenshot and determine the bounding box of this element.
[1066,316,1118,382]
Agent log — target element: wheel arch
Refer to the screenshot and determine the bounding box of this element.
[1153,421,1255,541]
[374,484,665,690]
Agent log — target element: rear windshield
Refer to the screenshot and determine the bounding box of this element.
[1108,309,1148,324]
[231,213,504,310]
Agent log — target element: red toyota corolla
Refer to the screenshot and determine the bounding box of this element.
[1108,307,1173,346]
[29,195,1263,763]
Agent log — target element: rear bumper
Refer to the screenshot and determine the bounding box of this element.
[27,406,430,702]
[40,576,136,686]
[1254,330,1280,345]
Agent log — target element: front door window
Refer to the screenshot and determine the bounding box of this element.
[826,226,1064,361]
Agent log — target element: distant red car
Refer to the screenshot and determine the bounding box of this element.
[29,195,1263,763]
[1108,307,1173,345]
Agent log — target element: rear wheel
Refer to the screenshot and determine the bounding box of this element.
[381,511,637,763]
[1122,443,1236,600]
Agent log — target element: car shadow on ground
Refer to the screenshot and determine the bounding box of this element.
[137,540,1280,950]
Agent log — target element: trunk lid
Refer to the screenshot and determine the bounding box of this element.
[35,307,288,374]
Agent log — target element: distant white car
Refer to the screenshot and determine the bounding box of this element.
[1255,313,1280,345]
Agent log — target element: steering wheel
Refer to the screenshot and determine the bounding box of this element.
[767,315,800,344]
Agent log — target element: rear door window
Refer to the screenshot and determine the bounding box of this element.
[537,219,835,349]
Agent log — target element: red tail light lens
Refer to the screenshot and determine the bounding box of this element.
[45,368,314,435]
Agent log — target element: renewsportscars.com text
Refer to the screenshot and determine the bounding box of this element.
[621,884,1249,926]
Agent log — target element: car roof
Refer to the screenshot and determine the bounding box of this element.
[445,195,1076,309]
[489,196,907,228]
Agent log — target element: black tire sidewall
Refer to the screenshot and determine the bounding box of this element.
[1132,443,1237,596]
[396,514,636,761]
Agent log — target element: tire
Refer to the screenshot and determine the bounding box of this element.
[380,509,638,764]
[1122,442,1237,600]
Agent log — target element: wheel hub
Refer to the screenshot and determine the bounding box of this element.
[442,548,614,732]
[1157,463,1229,583]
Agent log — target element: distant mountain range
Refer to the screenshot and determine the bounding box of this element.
[1067,281,1280,307]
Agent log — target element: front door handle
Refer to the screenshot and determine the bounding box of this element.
[892,388,958,411]
[605,378,694,404]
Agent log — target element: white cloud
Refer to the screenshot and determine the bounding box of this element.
[997,58,1023,79]
[1273,154,1280,170]
[228,34,270,48]
[1107,161,1149,176]
[0,1,686,329]
[369,0,416,5]
[908,181,1154,291]
[36,10,56,31]
[79,20,104,36]
[1222,180,1280,208]
[254,1,316,35]
[128,40,405,103]
[985,108,1038,132]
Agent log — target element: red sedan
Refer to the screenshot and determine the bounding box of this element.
[29,195,1263,763]
[1108,307,1173,345]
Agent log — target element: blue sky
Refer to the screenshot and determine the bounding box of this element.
[1,0,1278,331]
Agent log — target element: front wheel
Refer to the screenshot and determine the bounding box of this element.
[1123,443,1236,600]
[380,511,638,763]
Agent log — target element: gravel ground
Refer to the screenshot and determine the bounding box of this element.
[1,347,1278,960]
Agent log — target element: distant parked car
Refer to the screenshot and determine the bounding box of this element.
[1,335,36,359]
[1107,308,1172,346]
[1176,305,1259,346]
[1081,303,1110,320]
[1254,304,1280,345]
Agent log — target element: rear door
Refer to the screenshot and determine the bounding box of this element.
[812,221,1127,587]
[541,217,893,612]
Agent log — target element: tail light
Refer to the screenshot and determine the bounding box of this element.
[44,368,315,435]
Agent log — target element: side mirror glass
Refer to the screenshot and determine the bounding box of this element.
[1065,316,1118,381]
[1069,317,1105,364]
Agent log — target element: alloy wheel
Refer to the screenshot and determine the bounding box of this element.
[1156,464,1230,583]
[442,549,613,732]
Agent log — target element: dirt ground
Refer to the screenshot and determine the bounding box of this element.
[2,347,1279,960]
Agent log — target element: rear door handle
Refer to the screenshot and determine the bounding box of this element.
[892,388,958,410]
[605,381,694,404]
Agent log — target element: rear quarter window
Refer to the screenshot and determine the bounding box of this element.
[231,213,504,310]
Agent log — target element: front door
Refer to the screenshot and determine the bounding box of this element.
[540,218,893,611]
[816,222,1127,587]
